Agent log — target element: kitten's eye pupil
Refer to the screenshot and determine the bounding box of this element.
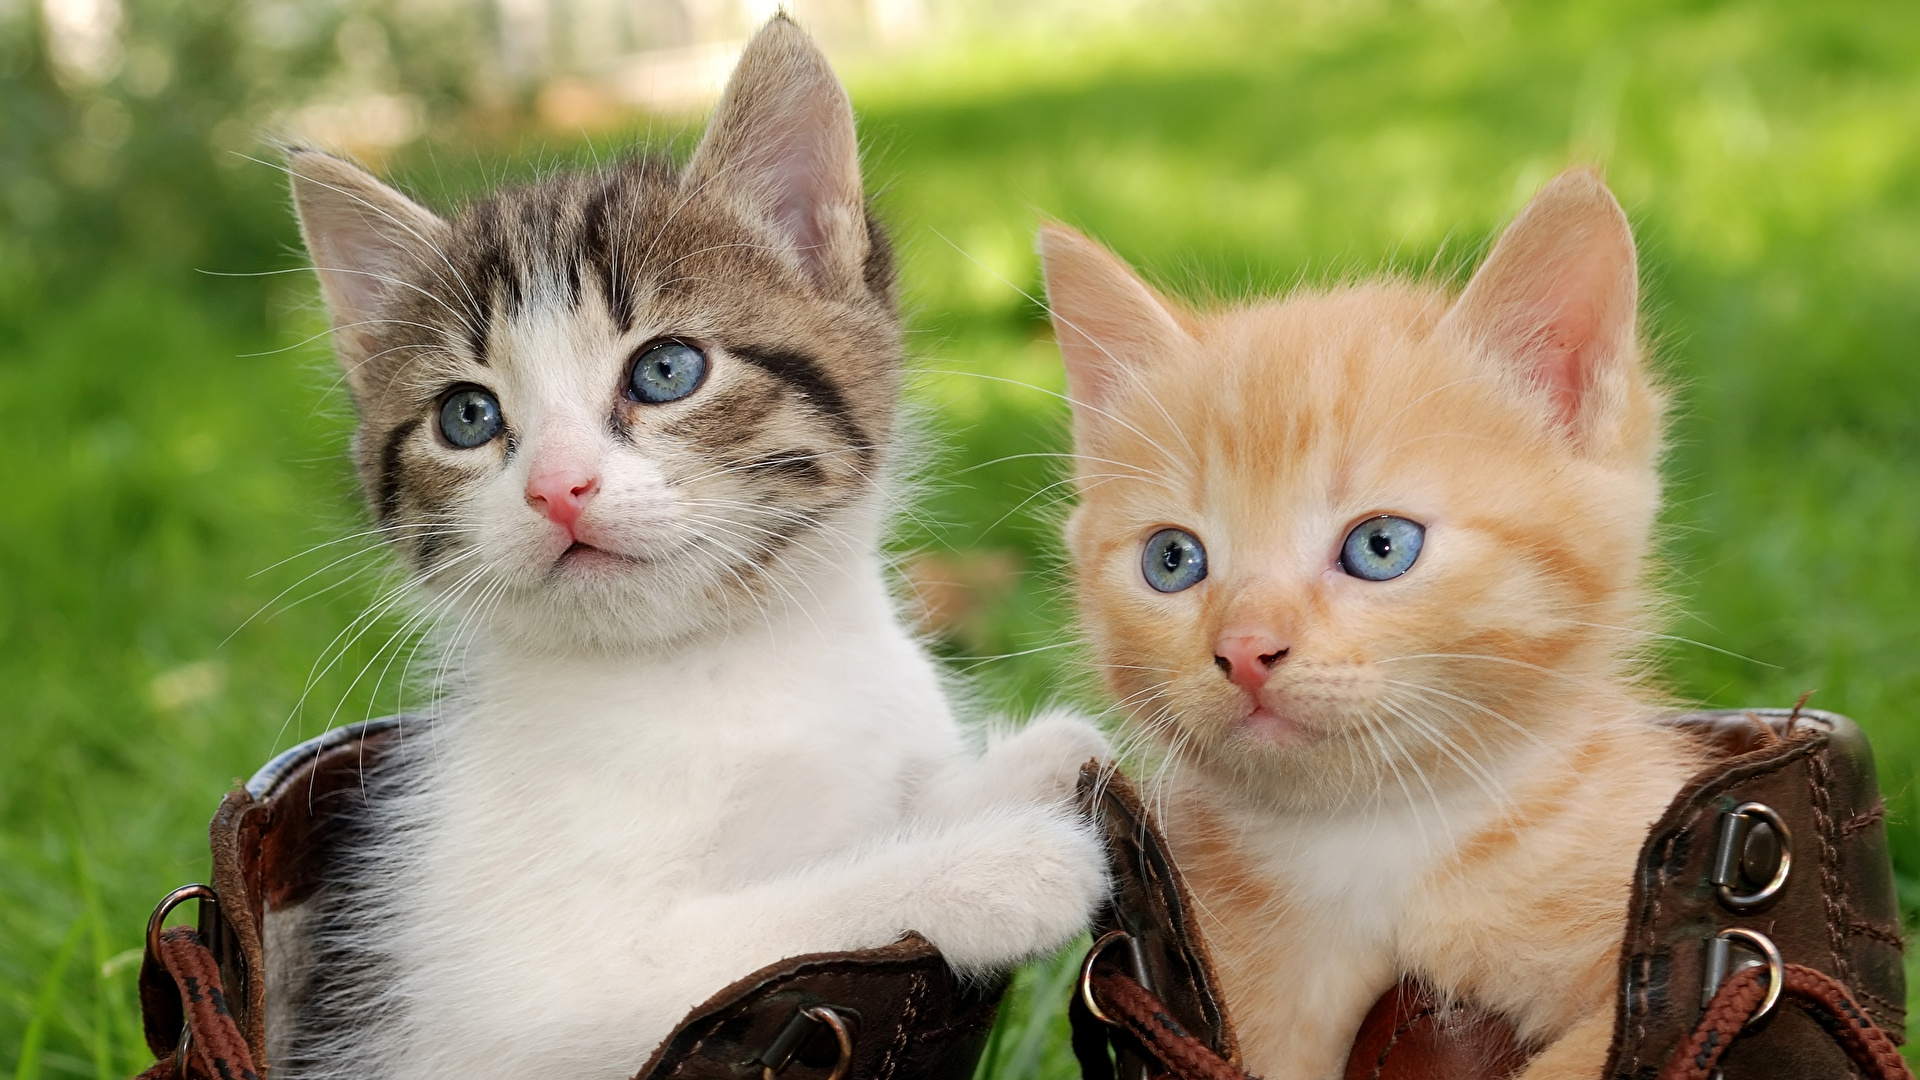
[438,387,503,449]
[1340,516,1425,581]
[1142,528,1207,593]
[628,341,708,404]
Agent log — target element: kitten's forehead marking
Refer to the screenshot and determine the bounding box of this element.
[1098,303,1480,609]
[449,160,680,368]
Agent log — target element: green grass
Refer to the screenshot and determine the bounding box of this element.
[4,1,1919,1075]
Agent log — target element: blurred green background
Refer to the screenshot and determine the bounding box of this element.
[4,0,1918,1075]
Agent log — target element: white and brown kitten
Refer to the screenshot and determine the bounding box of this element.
[273,18,1108,1080]
[1042,171,1707,1079]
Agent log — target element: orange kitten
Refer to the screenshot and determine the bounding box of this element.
[1041,170,1709,1080]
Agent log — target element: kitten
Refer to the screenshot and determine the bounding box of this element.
[271,18,1108,1080]
[1040,170,1707,1080]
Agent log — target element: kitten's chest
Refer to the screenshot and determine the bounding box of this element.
[1192,799,1463,932]
[424,711,904,898]
[1167,788,1502,1079]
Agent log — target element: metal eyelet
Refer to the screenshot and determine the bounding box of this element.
[1712,802,1792,911]
[145,884,219,1080]
[1079,930,1151,1027]
[145,883,218,961]
[1703,927,1785,1026]
[759,1006,853,1080]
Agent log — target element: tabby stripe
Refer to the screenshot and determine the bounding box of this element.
[725,344,868,456]
[860,208,896,300]
[741,451,827,485]
[464,203,521,362]
[578,182,635,331]
[377,417,422,522]
[416,522,448,567]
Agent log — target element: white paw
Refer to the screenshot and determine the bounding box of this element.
[981,710,1113,805]
[900,804,1110,973]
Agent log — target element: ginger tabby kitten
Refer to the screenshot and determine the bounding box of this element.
[1041,170,1708,1080]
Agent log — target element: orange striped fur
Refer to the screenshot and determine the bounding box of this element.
[1042,170,1707,1080]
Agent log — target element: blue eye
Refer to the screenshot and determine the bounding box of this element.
[1142,528,1207,593]
[438,387,503,448]
[628,341,708,404]
[1340,515,1425,581]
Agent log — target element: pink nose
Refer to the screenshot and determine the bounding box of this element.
[1213,631,1289,693]
[525,471,598,530]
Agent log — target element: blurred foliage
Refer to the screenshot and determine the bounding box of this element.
[4,0,1920,1076]
[0,0,497,322]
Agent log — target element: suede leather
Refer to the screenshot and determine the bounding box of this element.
[1605,708,1906,1079]
[1073,764,1242,1080]
[1068,763,1529,1080]
[632,937,1001,1080]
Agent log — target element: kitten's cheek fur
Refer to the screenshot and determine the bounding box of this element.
[903,806,1110,973]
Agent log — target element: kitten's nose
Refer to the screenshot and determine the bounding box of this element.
[526,469,599,530]
[1213,632,1289,693]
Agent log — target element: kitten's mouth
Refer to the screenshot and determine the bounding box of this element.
[1234,704,1311,747]
[555,540,637,569]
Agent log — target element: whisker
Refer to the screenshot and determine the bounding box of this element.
[1560,621,1777,668]
[1377,678,1549,750]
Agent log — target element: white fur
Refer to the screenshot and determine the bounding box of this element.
[1158,755,1510,1080]
[272,549,1108,1079]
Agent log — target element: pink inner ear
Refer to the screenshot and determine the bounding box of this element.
[1528,292,1603,429]
[688,28,863,289]
[316,220,401,327]
[738,94,861,287]
[1447,171,1637,436]
[768,134,832,272]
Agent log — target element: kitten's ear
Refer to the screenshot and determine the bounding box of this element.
[288,150,449,385]
[687,17,867,293]
[1038,224,1195,424]
[1441,169,1641,444]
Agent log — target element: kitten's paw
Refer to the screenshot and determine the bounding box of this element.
[903,804,1109,973]
[981,710,1113,805]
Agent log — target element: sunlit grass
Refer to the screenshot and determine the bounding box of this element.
[3,1,1918,1074]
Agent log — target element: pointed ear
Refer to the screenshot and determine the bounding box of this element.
[288,149,449,383]
[686,17,867,293]
[1441,169,1640,441]
[1038,224,1194,426]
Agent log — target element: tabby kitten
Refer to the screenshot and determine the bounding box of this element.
[1041,171,1706,1080]
[273,18,1108,1080]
